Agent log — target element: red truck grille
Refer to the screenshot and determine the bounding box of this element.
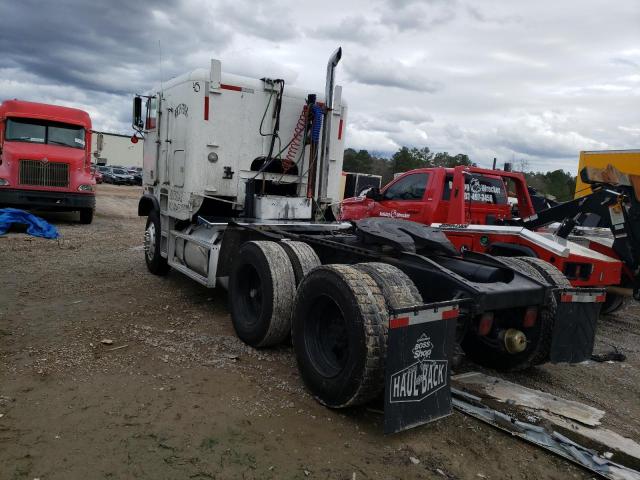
[19,160,69,188]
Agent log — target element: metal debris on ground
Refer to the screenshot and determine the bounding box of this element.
[453,372,604,426]
[591,349,627,363]
[451,372,640,480]
[106,345,128,352]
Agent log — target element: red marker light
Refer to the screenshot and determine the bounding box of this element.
[523,307,538,328]
[131,135,139,144]
[478,312,494,336]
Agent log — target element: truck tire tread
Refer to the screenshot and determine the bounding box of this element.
[500,256,557,368]
[291,264,388,407]
[229,241,296,347]
[515,256,571,287]
[354,262,423,311]
[279,241,321,285]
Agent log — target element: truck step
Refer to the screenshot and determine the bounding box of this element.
[168,258,210,287]
[170,229,216,249]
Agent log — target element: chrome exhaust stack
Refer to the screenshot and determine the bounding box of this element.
[317,46,342,203]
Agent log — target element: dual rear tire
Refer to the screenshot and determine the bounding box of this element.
[228,241,421,408]
[292,262,421,408]
[228,241,297,347]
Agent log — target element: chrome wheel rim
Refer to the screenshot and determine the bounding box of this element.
[144,222,156,261]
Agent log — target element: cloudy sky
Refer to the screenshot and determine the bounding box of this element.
[1,0,638,171]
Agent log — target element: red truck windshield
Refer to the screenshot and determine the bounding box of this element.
[5,118,85,150]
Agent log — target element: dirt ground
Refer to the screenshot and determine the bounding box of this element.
[1,184,639,480]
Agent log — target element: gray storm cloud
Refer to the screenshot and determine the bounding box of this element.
[1,0,638,172]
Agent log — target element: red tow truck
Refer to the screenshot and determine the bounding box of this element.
[0,100,96,223]
[341,165,624,309]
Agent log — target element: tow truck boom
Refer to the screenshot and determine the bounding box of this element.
[522,165,640,296]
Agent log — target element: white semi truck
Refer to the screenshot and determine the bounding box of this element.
[132,49,604,433]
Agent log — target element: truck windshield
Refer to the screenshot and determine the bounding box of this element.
[5,118,85,149]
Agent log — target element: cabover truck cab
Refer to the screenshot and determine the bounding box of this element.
[0,100,96,223]
[134,52,604,433]
[341,166,623,295]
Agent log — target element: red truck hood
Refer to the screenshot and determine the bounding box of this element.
[2,141,86,165]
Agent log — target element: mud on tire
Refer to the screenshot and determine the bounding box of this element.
[291,264,388,408]
[229,241,296,347]
[354,262,423,311]
[279,241,321,286]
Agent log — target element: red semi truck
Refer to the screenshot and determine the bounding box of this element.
[0,100,95,223]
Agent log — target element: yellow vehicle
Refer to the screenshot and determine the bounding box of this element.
[575,149,640,198]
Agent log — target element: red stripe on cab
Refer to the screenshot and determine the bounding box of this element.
[220,84,242,92]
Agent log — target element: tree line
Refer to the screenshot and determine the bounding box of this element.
[343,147,474,185]
[343,146,577,201]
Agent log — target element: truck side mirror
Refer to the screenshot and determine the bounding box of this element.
[132,96,143,130]
[365,187,382,201]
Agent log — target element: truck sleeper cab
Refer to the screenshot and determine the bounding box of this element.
[0,100,96,223]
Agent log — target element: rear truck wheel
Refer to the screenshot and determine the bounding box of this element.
[515,256,571,287]
[229,241,296,347]
[279,240,321,286]
[291,264,388,408]
[601,293,625,315]
[144,209,169,276]
[79,208,94,224]
[461,256,557,371]
[354,262,423,310]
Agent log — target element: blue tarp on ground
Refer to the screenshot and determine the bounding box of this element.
[0,208,60,239]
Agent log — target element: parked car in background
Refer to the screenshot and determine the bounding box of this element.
[94,168,103,184]
[127,167,142,186]
[103,167,135,185]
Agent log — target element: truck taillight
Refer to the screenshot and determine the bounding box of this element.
[478,312,494,336]
[523,307,538,328]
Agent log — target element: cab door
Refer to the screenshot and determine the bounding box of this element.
[373,172,430,222]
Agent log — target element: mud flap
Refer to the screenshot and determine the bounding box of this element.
[384,300,460,434]
[550,288,605,364]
